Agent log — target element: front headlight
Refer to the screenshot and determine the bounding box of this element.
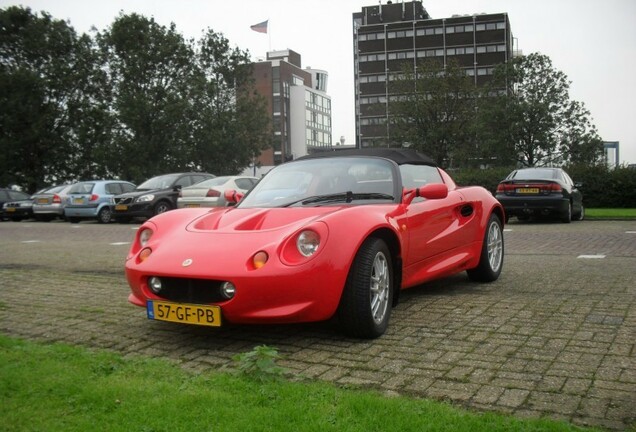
[136,194,155,202]
[297,230,320,257]
[139,228,153,247]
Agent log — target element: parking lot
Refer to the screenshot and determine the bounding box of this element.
[1,219,635,430]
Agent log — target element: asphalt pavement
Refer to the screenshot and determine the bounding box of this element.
[0,218,634,430]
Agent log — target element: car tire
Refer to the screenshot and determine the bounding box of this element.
[573,204,585,221]
[154,201,172,216]
[561,202,572,223]
[97,207,112,224]
[338,237,393,339]
[467,213,504,282]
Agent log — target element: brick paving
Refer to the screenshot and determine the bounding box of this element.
[1,219,635,430]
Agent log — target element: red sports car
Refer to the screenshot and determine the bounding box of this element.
[126,149,505,338]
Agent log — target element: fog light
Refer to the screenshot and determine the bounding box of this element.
[148,276,162,294]
[220,281,236,299]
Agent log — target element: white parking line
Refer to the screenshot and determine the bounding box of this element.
[21,240,41,243]
[577,254,606,259]
[503,229,513,232]
[110,242,130,246]
[626,231,636,234]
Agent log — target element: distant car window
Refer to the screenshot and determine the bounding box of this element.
[69,183,94,194]
[105,183,121,194]
[191,175,211,185]
[512,169,555,180]
[138,174,180,190]
[0,190,8,200]
[400,164,443,188]
[9,190,30,200]
[121,183,135,193]
[235,178,255,190]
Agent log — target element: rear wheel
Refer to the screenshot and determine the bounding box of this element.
[97,207,112,224]
[467,214,504,282]
[561,202,572,223]
[338,237,393,339]
[573,204,585,221]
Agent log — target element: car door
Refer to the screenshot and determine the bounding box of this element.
[401,165,467,272]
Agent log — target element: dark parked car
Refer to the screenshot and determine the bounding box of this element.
[64,180,136,223]
[1,188,33,221]
[495,167,584,223]
[112,172,214,222]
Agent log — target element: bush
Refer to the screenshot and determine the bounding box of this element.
[451,165,636,208]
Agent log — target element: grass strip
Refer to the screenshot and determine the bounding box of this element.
[0,334,596,432]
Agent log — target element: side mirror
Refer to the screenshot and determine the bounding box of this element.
[223,189,244,205]
[418,183,448,199]
[402,183,448,205]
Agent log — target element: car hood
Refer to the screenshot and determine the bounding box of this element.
[186,206,345,233]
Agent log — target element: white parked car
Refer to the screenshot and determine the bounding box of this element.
[177,176,258,208]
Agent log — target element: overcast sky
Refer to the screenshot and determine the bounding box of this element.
[3,0,635,164]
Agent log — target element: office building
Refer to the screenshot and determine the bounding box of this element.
[251,49,332,168]
[353,1,513,147]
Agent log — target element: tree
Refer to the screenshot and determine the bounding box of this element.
[0,6,98,191]
[96,14,200,183]
[189,30,270,175]
[477,53,603,167]
[388,59,477,168]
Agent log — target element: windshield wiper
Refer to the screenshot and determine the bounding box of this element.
[281,192,393,207]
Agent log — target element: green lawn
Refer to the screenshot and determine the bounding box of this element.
[0,335,597,432]
[586,208,636,219]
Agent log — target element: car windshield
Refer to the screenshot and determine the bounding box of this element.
[237,157,397,208]
[512,169,556,180]
[137,174,180,190]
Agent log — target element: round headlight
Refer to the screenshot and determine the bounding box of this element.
[148,276,162,294]
[220,282,236,299]
[139,228,153,247]
[297,230,320,257]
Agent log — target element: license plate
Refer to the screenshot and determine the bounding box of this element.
[185,204,200,208]
[37,198,49,204]
[516,188,539,194]
[146,300,221,327]
[6,207,15,212]
[115,204,128,211]
[73,198,84,204]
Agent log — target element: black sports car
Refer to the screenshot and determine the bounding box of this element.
[495,167,584,223]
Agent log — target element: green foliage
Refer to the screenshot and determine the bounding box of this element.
[389,59,477,167]
[232,344,287,382]
[452,166,514,194]
[1,335,595,432]
[0,6,270,189]
[478,53,604,167]
[565,164,636,208]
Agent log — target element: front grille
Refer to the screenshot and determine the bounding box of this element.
[149,277,227,304]
[114,197,134,205]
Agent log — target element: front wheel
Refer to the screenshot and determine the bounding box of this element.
[574,204,585,221]
[467,214,504,282]
[154,201,172,216]
[338,237,393,339]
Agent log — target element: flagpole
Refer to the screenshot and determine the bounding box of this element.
[268,19,271,52]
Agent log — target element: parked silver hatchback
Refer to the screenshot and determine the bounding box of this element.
[65,180,135,223]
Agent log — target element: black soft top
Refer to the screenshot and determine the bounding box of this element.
[297,148,437,167]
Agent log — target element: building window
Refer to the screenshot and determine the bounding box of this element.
[475,23,486,31]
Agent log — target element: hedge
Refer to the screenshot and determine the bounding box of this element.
[451,165,636,208]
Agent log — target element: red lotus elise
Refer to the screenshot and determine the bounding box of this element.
[126,148,505,338]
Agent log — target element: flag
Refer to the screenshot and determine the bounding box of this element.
[250,20,268,34]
